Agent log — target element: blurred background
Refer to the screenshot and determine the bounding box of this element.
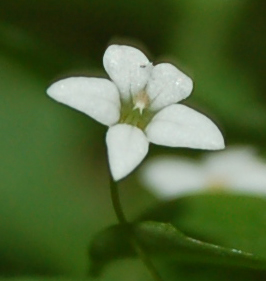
[1,0,266,280]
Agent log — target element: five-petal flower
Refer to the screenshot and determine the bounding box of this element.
[140,147,266,199]
[47,45,224,181]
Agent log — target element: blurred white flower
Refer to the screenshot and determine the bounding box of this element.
[140,147,266,199]
[47,45,224,181]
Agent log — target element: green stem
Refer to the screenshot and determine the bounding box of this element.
[109,175,127,224]
[131,239,164,281]
[109,175,164,281]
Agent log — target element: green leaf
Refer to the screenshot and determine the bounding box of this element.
[89,220,266,277]
[139,193,266,259]
[135,221,265,267]
[89,224,134,276]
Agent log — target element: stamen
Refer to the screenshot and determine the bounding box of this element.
[133,102,145,114]
[133,91,150,114]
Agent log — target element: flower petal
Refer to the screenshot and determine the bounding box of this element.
[47,77,120,126]
[106,124,149,181]
[140,156,206,199]
[203,147,266,195]
[231,164,266,195]
[103,45,152,101]
[146,104,225,150]
[147,63,193,111]
[204,147,258,174]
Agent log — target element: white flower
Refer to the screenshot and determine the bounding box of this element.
[140,147,266,199]
[47,45,224,181]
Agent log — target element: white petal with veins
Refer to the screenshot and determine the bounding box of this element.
[147,63,193,111]
[47,77,121,126]
[106,124,149,181]
[146,104,225,150]
[103,45,152,101]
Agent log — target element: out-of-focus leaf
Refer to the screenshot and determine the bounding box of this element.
[0,0,174,63]
[168,0,266,144]
[0,279,89,281]
[0,52,107,276]
[88,224,133,276]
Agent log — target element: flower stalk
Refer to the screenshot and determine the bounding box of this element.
[109,175,127,224]
[109,174,164,281]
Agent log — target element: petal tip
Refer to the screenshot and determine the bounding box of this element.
[215,138,226,150]
[46,78,72,101]
[110,169,126,182]
[106,124,149,181]
[207,131,225,151]
[46,82,59,99]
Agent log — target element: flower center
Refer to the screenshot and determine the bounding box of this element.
[119,91,155,130]
[132,90,150,114]
[206,177,227,192]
